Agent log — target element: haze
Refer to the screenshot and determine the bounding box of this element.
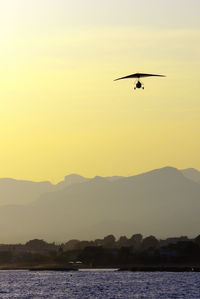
[0,167,199,243]
[0,0,199,183]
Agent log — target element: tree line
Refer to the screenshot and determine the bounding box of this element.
[0,234,199,268]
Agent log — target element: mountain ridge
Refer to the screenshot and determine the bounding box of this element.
[0,166,199,243]
[0,166,199,206]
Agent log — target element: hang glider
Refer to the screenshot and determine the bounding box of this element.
[114,73,166,81]
[114,73,166,90]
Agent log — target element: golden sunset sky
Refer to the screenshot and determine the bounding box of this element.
[0,0,200,182]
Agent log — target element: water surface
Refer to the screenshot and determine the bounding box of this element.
[0,270,199,298]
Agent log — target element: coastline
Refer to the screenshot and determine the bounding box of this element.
[118,266,200,272]
[0,265,200,272]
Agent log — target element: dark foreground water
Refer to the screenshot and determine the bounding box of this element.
[0,269,199,298]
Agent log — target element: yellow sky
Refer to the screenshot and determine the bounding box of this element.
[0,0,200,182]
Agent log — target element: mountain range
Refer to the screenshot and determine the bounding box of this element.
[0,167,199,243]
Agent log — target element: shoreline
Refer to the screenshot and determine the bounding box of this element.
[118,266,200,272]
[0,265,200,272]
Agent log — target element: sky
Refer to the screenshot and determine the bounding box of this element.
[0,0,200,183]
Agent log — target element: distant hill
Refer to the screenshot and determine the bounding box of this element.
[0,178,54,205]
[0,167,199,243]
[56,174,91,188]
[181,168,200,184]
[0,174,124,205]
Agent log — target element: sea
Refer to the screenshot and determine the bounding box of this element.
[0,269,199,298]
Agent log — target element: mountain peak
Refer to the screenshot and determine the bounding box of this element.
[60,173,90,186]
[181,168,200,183]
[92,176,108,182]
[132,166,182,179]
[150,166,181,175]
[64,173,86,180]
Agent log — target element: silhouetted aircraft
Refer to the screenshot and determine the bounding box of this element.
[114,73,166,90]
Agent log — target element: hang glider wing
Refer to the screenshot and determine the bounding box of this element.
[114,73,166,81]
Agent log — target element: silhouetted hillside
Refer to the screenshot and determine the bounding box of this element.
[0,174,123,206]
[181,168,200,183]
[56,174,90,189]
[0,167,199,243]
[0,178,53,205]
